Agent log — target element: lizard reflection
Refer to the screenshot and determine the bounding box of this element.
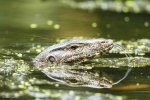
[34,38,131,88]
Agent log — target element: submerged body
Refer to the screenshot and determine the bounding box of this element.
[34,38,114,88]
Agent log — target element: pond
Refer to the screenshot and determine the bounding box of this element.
[0,0,150,100]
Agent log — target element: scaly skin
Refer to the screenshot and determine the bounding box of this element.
[42,67,112,88]
[34,38,113,66]
[34,38,114,88]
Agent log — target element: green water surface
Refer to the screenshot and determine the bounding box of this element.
[0,0,150,100]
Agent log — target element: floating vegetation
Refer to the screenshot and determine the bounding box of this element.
[124,16,130,22]
[30,23,38,29]
[61,0,150,14]
[144,21,149,27]
[115,39,150,55]
[0,39,149,99]
[54,24,60,29]
[29,20,60,30]
[47,20,53,26]
[92,22,97,28]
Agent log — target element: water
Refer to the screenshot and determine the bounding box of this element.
[0,0,150,100]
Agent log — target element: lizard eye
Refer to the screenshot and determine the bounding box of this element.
[70,45,79,50]
[67,43,85,50]
[48,56,56,64]
[101,41,107,43]
[66,78,78,83]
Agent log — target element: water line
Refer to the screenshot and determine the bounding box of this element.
[112,42,133,85]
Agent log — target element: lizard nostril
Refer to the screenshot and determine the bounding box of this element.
[101,41,106,43]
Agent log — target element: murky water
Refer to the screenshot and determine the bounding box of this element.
[0,0,150,100]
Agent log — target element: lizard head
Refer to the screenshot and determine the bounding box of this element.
[34,38,113,67]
